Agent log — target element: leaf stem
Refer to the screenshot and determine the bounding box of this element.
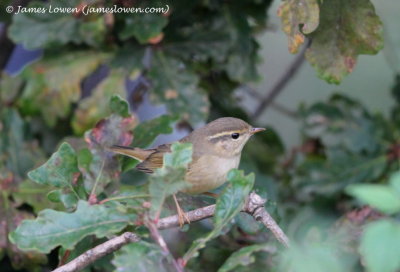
[89,159,106,201]
[99,194,150,204]
[69,185,81,201]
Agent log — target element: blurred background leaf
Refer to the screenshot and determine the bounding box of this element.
[0,0,398,271]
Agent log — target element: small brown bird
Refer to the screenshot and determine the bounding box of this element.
[110,117,265,225]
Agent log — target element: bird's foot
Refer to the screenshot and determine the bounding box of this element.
[173,194,191,227]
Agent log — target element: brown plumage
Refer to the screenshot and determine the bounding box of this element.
[109,117,264,194]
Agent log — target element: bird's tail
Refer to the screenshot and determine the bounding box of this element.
[108,145,153,162]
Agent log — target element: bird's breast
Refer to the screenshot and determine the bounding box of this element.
[183,154,241,194]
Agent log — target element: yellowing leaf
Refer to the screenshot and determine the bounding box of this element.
[278,0,320,53]
[18,51,106,126]
[72,70,127,135]
[305,0,383,84]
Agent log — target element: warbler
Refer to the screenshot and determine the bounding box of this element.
[110,117,265,225]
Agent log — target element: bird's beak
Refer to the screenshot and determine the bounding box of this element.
[250,127,266,135]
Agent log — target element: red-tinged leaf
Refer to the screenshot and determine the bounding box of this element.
[305,0,383,84]
[82,97,138,195]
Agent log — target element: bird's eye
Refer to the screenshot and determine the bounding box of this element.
[231,133,240,139]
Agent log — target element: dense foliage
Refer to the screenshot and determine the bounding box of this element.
[0,0,397,271]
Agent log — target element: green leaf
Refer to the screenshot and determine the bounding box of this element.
[305,0,383,84]
[13,180,61,213]
[183,170,254,263]
[9,0,106,49]
[77,148,93,172]
[47,189,78,210]
[9,200,135,253]
[0,72,24,105]
[120,14,168,44]
[218,244,272,272]
[148,142,193,218]
[133,115,178,148]
[223,7,260,82]
[28,142,79,188]
[294,95,389,201]
[293,154,387,201]
[25,142,83,210]
[391,75,400,105]
[0,194,47,270]
[148,51,209,124]
[103,185,149,208]
[0,109,45,180]
[278,0,320,53]
[164,22,231,62]
[214,170,255,226]
[389,171,400,194]
[110,44,145,73]
[346,185,400,215]
[303,95,380,153]
[279,240,348,272]
[18,51,105,126]
[110,95,130,118]
[72,70,127,135]
[112,241,170,272]
[360,220,400,272]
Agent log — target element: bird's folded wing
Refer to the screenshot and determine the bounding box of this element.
[135,144,171,173]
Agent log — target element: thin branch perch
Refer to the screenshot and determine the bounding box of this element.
[53,192,288,272]
[52,232,140,272]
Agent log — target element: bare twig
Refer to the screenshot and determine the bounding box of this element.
[146,220,184,272]
[157,192,289,247]
[158,204,216,229]
[53,192,288,272]
[241,84,299,120]
[245,192,290,247]
[250,40,310,121]
[52,232,140,272]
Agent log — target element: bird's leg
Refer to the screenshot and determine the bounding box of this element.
[202,192,219,198]
[173,194,190,227]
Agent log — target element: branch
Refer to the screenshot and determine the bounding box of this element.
[147,219,184,272]
[241,84,299,120]
[250,40,310,121]
[52,232,140,272]
[157,192,289,247]
[245,193,290,247]
[158,204,216,229]
[53,192,288,272]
